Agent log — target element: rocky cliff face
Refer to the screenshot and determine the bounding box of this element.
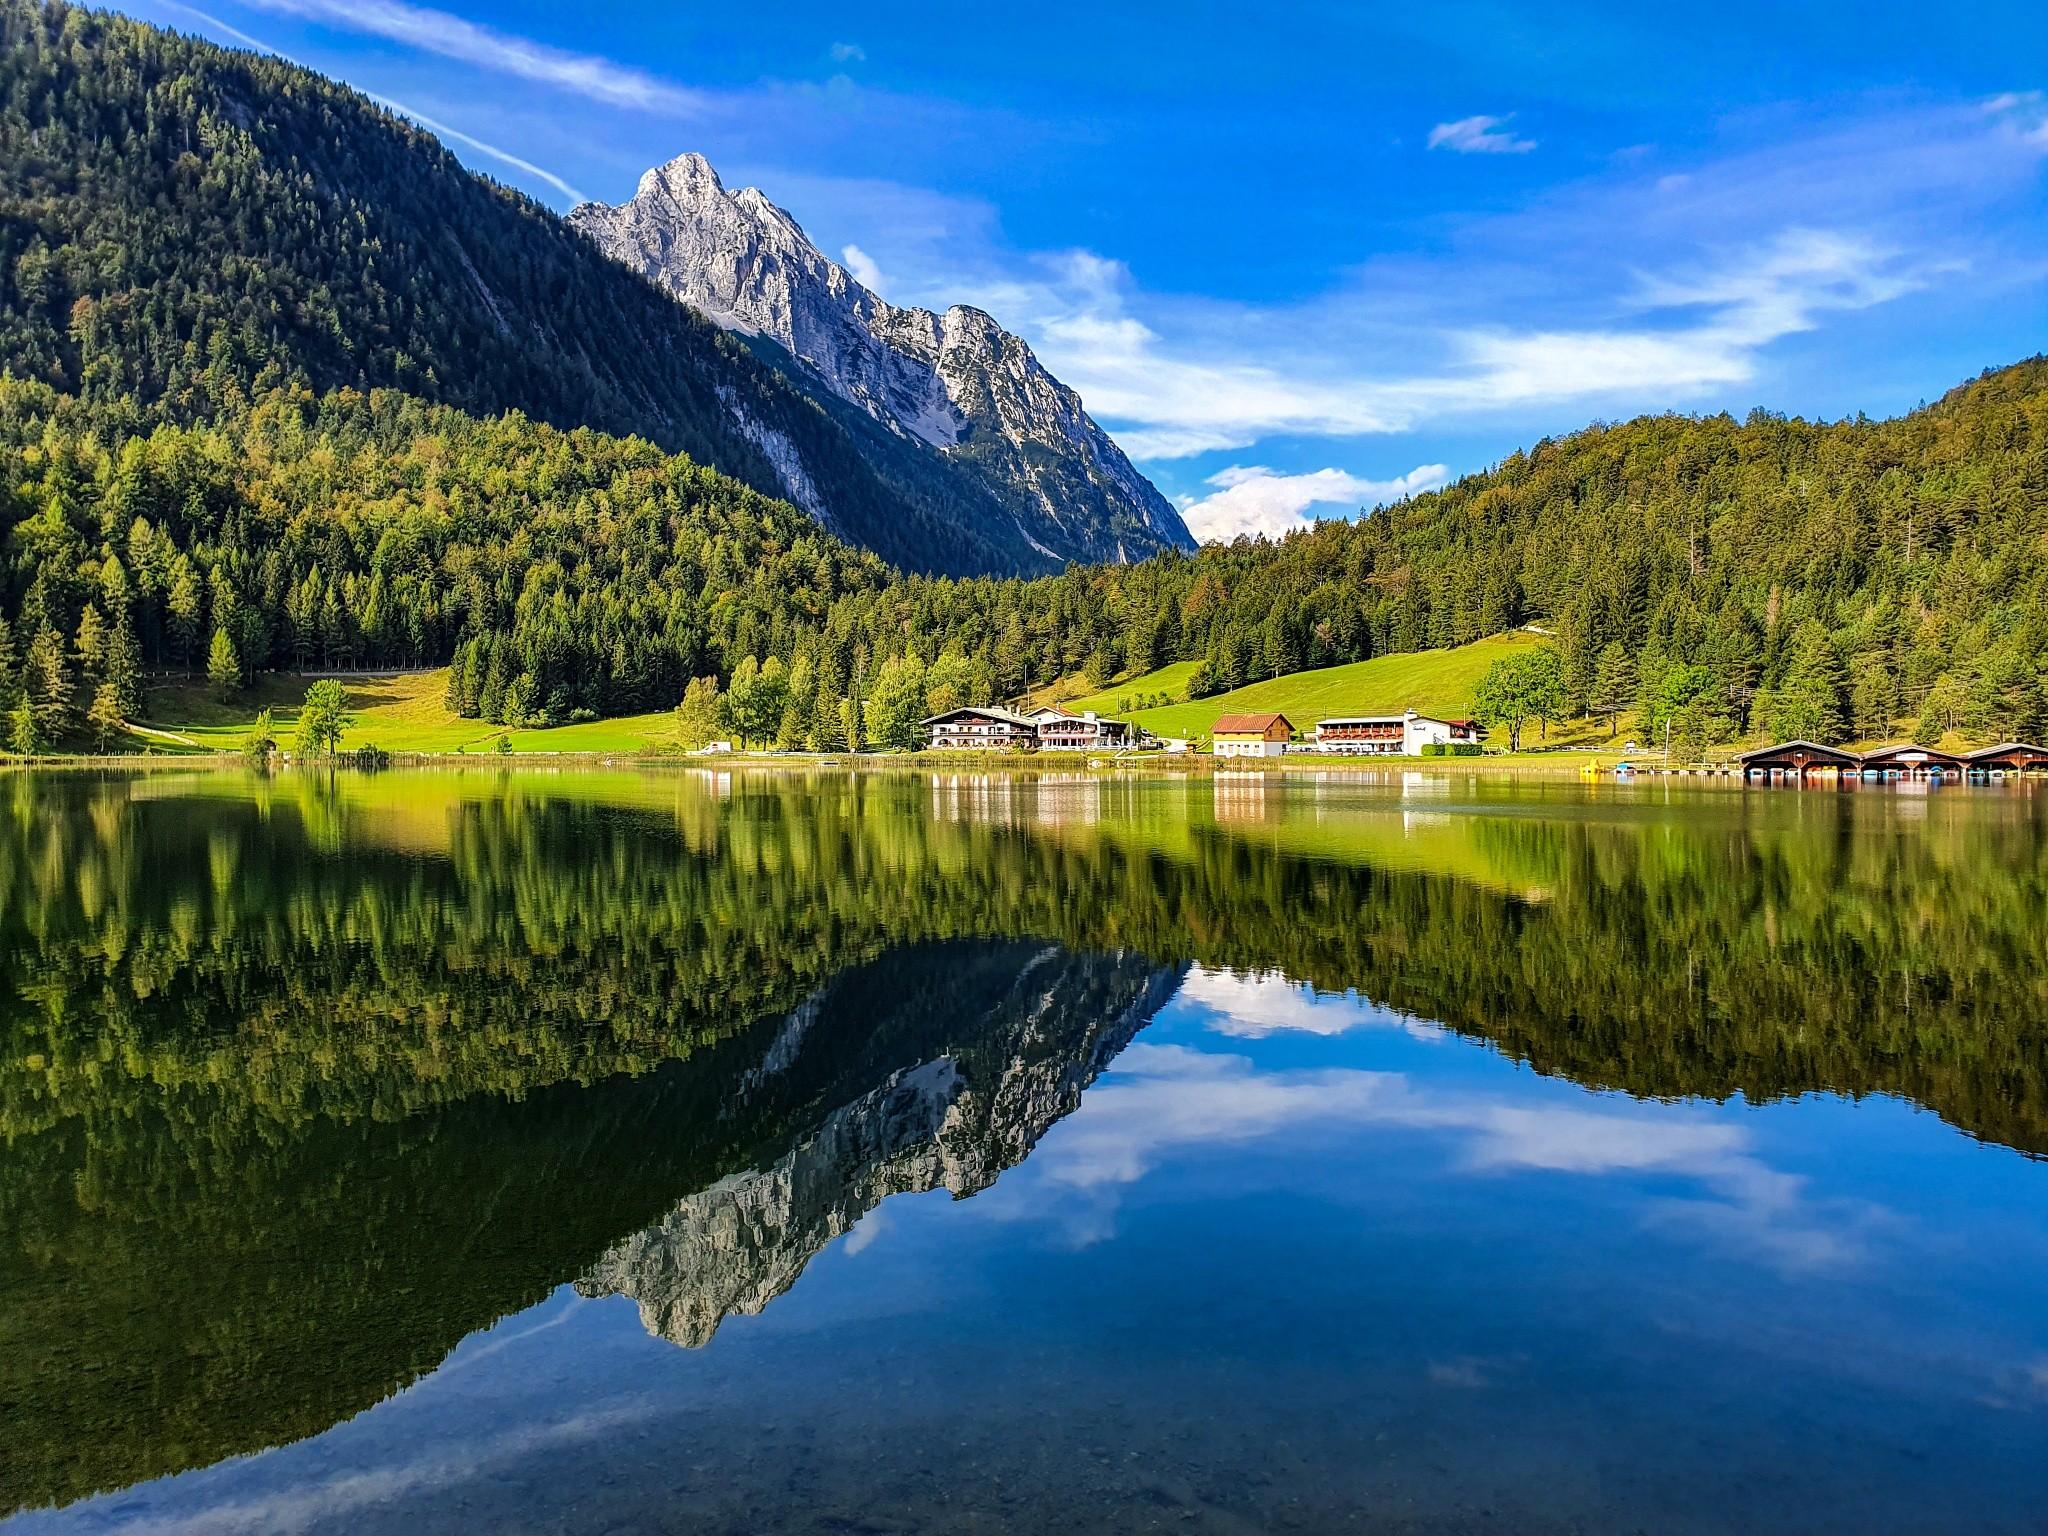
[575,947,1185,1348]
[570,154,1193,572]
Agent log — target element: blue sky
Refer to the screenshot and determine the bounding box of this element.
[125,0,2048,540]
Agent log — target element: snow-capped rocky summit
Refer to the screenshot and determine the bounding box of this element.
[569,153,1192,571]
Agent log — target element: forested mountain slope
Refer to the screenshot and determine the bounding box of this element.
[3,357,2043,750]
[0,0,1067,576]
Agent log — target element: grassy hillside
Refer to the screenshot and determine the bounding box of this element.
[106,632,1613,760]
[1109,631,1553,742]
[1028,661,1204,715]
[140,672,679,756]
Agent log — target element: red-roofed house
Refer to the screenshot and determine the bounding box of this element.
[1211,713,1293,758]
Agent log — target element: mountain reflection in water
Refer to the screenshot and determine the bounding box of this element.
[3,767,2047,1532]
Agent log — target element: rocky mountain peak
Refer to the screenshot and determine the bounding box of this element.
[569,153,1193,570]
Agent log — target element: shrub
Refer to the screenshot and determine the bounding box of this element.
[1420,741,1447,757]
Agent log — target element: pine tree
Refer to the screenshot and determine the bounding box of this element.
[27,629,74,741]
[444,640,471,714]
[1766,621,1847,743]
[75,603,106,681]
[104,606,142,717]
[1589,644,1636,734]
[87,681,123,752]
[478,638,509,724]
[166,558,203,666]
[207,627,240,702]
[7,694,40,755]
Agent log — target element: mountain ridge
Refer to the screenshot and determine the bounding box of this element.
[0,0,1112,577]
[570,151,1194,568]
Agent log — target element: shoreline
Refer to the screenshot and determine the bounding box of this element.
[0,748,2004,784]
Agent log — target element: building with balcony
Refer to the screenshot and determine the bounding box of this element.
[1313,711,1486,755]
[923,707,1040,751]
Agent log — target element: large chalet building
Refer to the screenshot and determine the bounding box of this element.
[1313,711,1486,755]
[922,705,1136,752]
[1027,707,1133,751]
[922,706,1042,751]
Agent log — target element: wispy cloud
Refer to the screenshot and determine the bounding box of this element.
[805,96,2040,462]
[919,227,1926,459]
[149,1,589,203]
[108,1400,658,1535]
[238,0,705,113]
[1030,1032,1880,1273]
[1180,464,1448,542]
[1428,113,1537,154]
[1984,89,2048,149]
[829,41,866,64]
[1180,966,1449,1040]
[153,0,276,53]
[366,93,587,203]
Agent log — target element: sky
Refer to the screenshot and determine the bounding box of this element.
[122,0,2048,542]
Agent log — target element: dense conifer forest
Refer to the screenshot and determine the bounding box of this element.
[0,0,2044,750]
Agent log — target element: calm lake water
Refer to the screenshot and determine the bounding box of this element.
[4,767,2047,1533]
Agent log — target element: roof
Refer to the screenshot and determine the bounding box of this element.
[1963,741,2048,760]
[921,706,1038,728]
[1212,712,1292,734]
[1733,739,1860,764]
[1314,713,1483,729]
[1859,743,1965,764]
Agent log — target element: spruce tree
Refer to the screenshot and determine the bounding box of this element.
[1589,644,1636,734]
[75,603,106,681]
[207,627,240,702]
[27,629,74,741]
[87,681,123,752]
[7,694,40,755]
[104,607,142,717]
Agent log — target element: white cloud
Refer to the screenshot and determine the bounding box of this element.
[829,41,866,63]
[857,217,1930,461]
[841,242,888,294]
[1178,464,1448,542]
[841,1205,889,1254]
[238,0,705,113]
[1180,966,1447,1040]
[794,100,2041,464]
[1029,1028,1878,1274]
[1983,89,2048,150]
[1428,114,1537,155]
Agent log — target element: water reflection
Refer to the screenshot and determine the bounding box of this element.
[4,768,2047,1530]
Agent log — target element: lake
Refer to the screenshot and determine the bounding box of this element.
[3,766,2046,1534]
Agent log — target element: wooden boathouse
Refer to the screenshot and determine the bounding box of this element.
[1965,742,2048,775]
[1734,741,1859,780]
[1857,744,1967,780]
[1737,739,2048,781]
